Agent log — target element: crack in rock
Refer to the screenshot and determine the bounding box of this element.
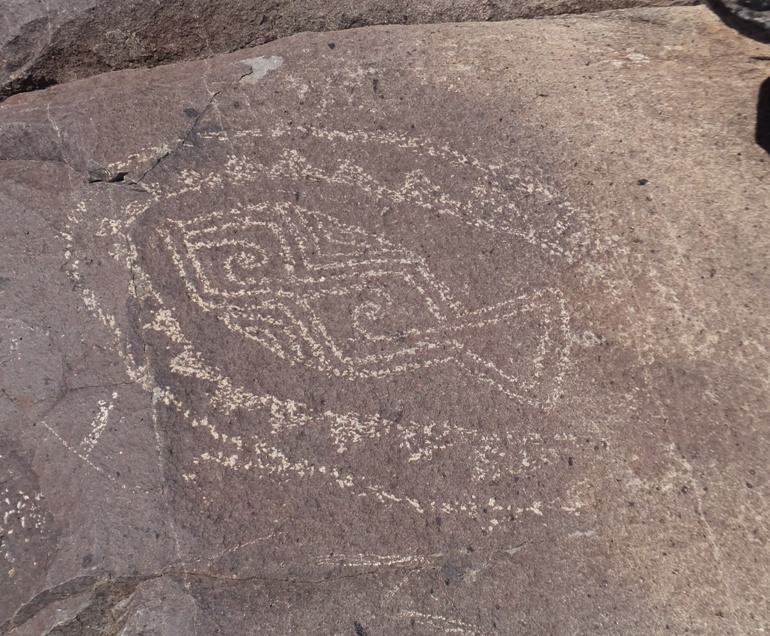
[2,575,155,635]
[1,576,98,633]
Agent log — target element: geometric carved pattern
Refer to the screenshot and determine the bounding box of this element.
[161,202,571,403]
[66,125,583,533]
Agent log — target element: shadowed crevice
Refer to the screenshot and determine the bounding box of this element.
[0,74,58,102]
[707,0,770,42]
[756,76,770,154]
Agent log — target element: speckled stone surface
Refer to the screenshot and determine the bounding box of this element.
[1,7,769,634]
[0,0,700,102]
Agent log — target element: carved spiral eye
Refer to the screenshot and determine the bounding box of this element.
[185,236,274,292]
[352,299,385,335]
[223,244,269,284]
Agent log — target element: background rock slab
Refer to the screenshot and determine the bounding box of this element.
[0,0,700,102]
[1,6,770,635]
[707,0,770,42]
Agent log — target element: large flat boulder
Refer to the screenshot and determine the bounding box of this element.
[1,6,769,634]
[0,0,700,102]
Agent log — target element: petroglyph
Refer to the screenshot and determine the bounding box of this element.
[40,419,131,491]
[161,124,585,262]
[317,552,442,569]
[159,202,572,403]
[79,393,118,456]
[0,486,46,575]
[63,123,587,543]
[398,610,484,635]
[140,295,577,528]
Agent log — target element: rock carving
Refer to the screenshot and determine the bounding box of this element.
[64,123,584,539]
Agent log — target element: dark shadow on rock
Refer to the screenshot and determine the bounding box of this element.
[0,74,57,103]
[707,0,770,43]
[757,76,770,154]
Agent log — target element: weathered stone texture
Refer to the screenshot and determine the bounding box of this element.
[1,6,769,634]
[0,0,700,101]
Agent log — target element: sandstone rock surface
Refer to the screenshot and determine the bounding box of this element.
[1,6,770,634]
[0,0,700,102]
